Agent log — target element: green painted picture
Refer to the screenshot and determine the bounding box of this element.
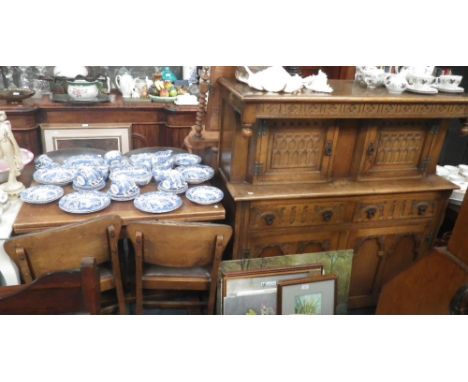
[295,293,323,314]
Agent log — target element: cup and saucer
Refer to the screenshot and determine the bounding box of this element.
[434,75,464,94]
[406,74,438,95]
[107,175,140,201]
[157,170,188,194]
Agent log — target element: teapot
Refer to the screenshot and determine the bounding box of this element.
[115,73,136,98]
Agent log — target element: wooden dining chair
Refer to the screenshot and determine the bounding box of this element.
[0,257,100,314]
[4,215,127,314]
[127,220,232,314]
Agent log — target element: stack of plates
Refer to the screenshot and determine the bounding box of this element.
[33,167,75,186]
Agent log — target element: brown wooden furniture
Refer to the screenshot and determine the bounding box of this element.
[376,193,468,314]
[127,220,232,314]
[0,257,100,314]
[217,77,468,309]
[5,215,127,314]
[1,95,198,156]
[13,182,226,235]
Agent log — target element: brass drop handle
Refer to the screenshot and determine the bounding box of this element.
[322,210,334,222]
[417,202,429,216]
[263,213,276,226]
[367,142,376,156]
[365,207,378,219]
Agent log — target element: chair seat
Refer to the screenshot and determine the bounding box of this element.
[142,264,211,291]
[99,265,115,292]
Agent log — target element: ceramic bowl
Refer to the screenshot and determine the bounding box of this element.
[73,166,105,190]
[438,75,463,89]
[104,150,122,165]
[406,74,436,89]
[109,157,131,170]
[34,154,58,170]
[67,80,100,100]
[153,166,173,182]
[110,166,152,186]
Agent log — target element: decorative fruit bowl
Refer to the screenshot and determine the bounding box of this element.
[149,94,176,103]
[0,89,35,104]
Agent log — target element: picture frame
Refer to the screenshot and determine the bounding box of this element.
[277,274,337,315]
[40,123,132,153]
[221,264,323,315]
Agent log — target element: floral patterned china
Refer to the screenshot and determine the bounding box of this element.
[129,153,157,165]
[59,190,111,214]
[177,165,215,184]
[34,154,59,170]
[33,167,75,186]
[185,186,224,205]
[63,154,106,168]
[172,153,202,166]
[108,176,140,201]
[104,150,122,165]
[157,169,188,194]
[133,191,183,214]
[20,185,64,204]
[110,166,152,186]
[72,166,105,191]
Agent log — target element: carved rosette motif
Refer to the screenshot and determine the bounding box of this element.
[257,103,468,119]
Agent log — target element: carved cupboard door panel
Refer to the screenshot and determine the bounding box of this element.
[347,224,431,309]
[252,120,339,184]
[353,120,440,180]
[244,230,341,259]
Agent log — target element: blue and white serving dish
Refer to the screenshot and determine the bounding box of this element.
[59,190,111,214]
[185,186,224,205]
[20,185,64,204]
[108,177,140,201]
[177,165,215,184]
[133,191,183,214]
[129,153,156,166]
[110,166,152,186]
[172,153,202,166]
[63,154,106,168]
[33,167,75,186]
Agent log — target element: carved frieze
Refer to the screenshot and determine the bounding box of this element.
[256,103,468,119]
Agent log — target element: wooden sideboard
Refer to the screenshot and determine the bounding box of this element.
[217,78,468,309]
[0,95,198,155]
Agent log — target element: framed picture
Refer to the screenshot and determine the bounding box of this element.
[221,264,323,315]
[40,123,132,153]
[277,274,337,315]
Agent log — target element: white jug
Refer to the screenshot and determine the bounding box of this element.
[115,73,136,98]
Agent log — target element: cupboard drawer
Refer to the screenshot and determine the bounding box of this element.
[249,199,347,229]
[242,229,341,259]
[353,194,440,223]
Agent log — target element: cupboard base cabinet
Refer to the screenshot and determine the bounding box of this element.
[217,78,468,309]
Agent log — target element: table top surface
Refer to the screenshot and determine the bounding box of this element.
[13,181,226,234]
[220,78,468,104]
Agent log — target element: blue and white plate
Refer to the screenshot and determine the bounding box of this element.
[63,154,106,168]
[110,166,152,186]
[59,191,111,214]
[158,182,188,194]
[186,186,224,205]
[177,165,215,184]
[20,185,64,204]
[33,167,75,186]
[134,191,182,214]
[172,153,202,166]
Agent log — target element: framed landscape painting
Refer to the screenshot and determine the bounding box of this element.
[277,274,337,315]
